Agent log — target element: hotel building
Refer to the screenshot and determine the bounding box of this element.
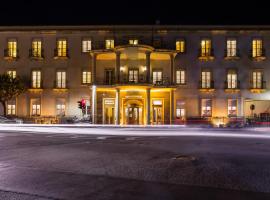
[0,25,270,124]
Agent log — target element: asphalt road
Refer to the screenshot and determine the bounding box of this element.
[0,127,270,200]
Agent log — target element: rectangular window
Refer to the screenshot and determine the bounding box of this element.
[31,98,41,116]
[176,39,185,52]
[129,39,138,45]
[228,99,237,117]
[7,70,16,79]
[7,99,16,115]
[201,39,211,56]
[201,71,211,88]
[82,39,91,52]
[57,39,67,57]
[227,70,237,89]
[252,71,262,89]
[7,39,17,58]
[201,99,212,117]
[105,69,115,85]
[32,70,41,88]
[82,71,91,84]
[56,71,66,88]
[128,69,139,83]
[32,39,42,57]
[105,39,114,49]
[252,39,263,57]
[227,39,237,57]
[176,69,186,84]
[176,100,186,119]
[153,71,163,84]
[56,98,66,116]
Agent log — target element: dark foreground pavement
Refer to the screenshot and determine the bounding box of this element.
[0,128,270,200]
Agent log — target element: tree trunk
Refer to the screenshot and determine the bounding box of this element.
[1,101,6,116]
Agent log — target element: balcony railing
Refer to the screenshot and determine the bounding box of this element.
[250,80,266,90]
[224,49,240,59]
[28,80,43,90]
[4,49,19,59]
[29,48,44,59]
[199,80,215,89]
[249,48,266,61]
[54,81,68,89]
[54,48,69,58]
[198,48,214,60]
[224,80,240,89]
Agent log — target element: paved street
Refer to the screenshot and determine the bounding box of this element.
[0,126,270,199]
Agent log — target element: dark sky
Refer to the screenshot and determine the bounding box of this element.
[0,0,269,25]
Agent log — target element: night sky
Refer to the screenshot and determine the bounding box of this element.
[0,0,269,26]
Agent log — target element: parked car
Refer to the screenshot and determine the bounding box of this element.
[0,116,23,124]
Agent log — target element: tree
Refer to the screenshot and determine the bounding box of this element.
[0,74,25,116]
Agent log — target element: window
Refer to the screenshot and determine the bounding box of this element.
[226,39,237,57]
[7,70,16,79]
[252,71,263,89]
[128,69,139,83]
[228,99,237,117]
[82,39,91,52]
[56,71,66,88]
[105,69,115,85]
[105,39,114,49]
[176,69,186,84]
[82,71,91,84]
[176,100,186,119]
[32,39,42,57]
[7,99,16,115]
[32,70,41,88]
[201,39,211,56]
[252,39,263,57]
[129,39,138,45]
[201,99,212,117]
[153,71,162,84]
[201,71,211,88]
[56,99,66,116]
[7,39,17,58]
[227,70,238,89]
[31,98,41,116]
[176,39,185,52]
[57,39,67,57]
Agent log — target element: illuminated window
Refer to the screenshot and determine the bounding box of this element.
[32,39,42,57]
[56,71,66,88]
[176,100,186,119]
[252,39,263,57]
[228,99,237,117]
[31,98,41,116]
[201,99,212,117]
[32,70,41,88]
[201,39,211,56]
[7,70,16,79]
[201,70,211,88]
[82,39,91,52]
[82,71,91,84]
[176,39,185,52]
[227,39,237,57]
[7,39,17,58]
[105,39,114,49]
[128,69,139,83]
[57,39,67,57]
[252,71,263,89]
[176,69,186,84]
[129,39,138,45]
[7,99,16,115]
[227,70,237,89]
[153,71,162,84]
[56,98,66,116]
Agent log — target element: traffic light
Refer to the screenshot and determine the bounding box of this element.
[77,101,83,109]
[78,99,86,110]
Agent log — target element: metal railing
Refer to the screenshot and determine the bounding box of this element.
[29,48,44,58]
[199,80,215,89]
[4,49,19,58]
[54,48,69,58]
[224,80,240,89]
[198,48,214,57]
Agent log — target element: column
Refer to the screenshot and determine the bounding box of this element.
[115,88,120,125]
[146,88,151,125]
[91,85,97,124]
[145,51,151,83]
[170,90,175,124]
[91,53,97,84]
[115,52,121,84]
[170,54,175,85]
[238,97,244,117]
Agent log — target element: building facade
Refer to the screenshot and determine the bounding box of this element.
[0,25,270,124]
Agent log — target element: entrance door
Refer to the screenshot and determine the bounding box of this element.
[104,106,114,124]
[153,105,162,124]
[128,105,139,125]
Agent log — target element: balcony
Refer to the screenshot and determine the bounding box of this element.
[250,81,266,93]
[224,81,240,93]
[199,81,215,92]
[28,81,43,93]
[224,49,240,60]
[250,48,266,61]
[198,48,214,61]
[54,48,69,59]
[53,81,68,92]
[4,49,19,60]
[29,48,44,60]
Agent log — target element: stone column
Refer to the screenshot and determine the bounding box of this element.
[115,52,121,84]
[91,53,97,84]
[145,51,151,83]
[170,54,175,85]
[115,88,120,125]
[146,88,151,125]
[238,97,244,117]
[91,85,97,124]
[170,90,175,124]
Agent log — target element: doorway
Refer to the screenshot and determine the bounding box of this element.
[123,99,144,125]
